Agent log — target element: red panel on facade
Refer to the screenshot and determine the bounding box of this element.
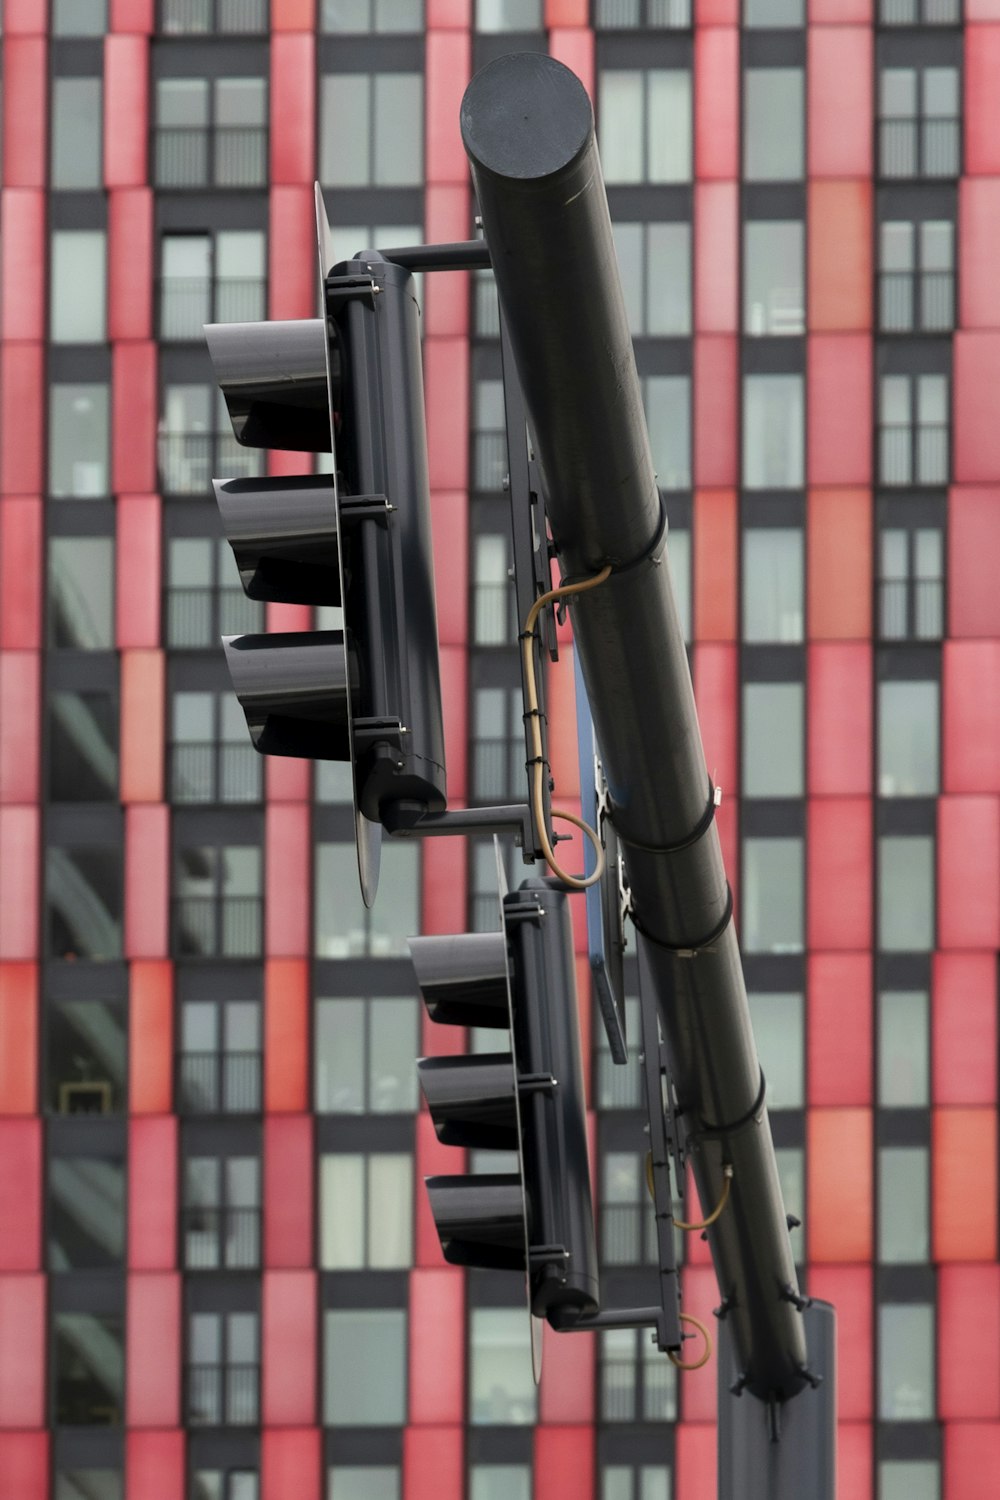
[408,1268,465,1425]
[809,0,871,19]
[0,1434,48,1500]
[933,953,997,1105]
[108,190,153,341]
[0,499,42,647]
[421,836,468,935]
[2,40,46,187]
[548,27,594,96]
[674,1423,717,1500]
[694,489,737,641]
[942,641,1000,793]
[126,1273,181,1427]
[694,27,738,180]
[945,1422,1000,1499]
[0,191,45,341]
[808,953,872,1107]
[426,32,472,184]
[965,26,1000,175]
[425,338,469,491]
[425,177,470,247]
[128,1116,177,1270]
[262,1271,317,1425]
[403,1428,463,1500]
[430,492,468,646]
[0,808,38,960]
[694,336,737,487]
[538,1320,595,1425]
[836,1424,873,1500]
[0,1121,40,1270]
[0,346,44,497]
[808,1267,872,1419]
[807,336,872,486]
[126,1433,184,1500]
[933,1107,998,1261]
[271,0,314,26]
[265,958,310,1112]
[808,644,872,794]
[808,489,871,640]
[546,0,588,23]
[808,29,872,177]
[262,1428,321,1500]
[939,1264,1000,1419]
[547,646,581,799]
[534,1427,594,1500]
[0,1274,44,1424]
[695,183,738,334]
[415,1111,463,1269]
[693,644,738,795]
[129,959,173,1114]
[0,651,40,805]
[808,181,871,332]
[424,267,469,341]
[120,650,164,804]
[112,343,157,496]
[960,179,1000,328]
[807,801,872,951]
[266,756,310,804]
[104,35,149,187]
[264,1115,314,1268]
[679,1265,721,1421]
[125,804,169,959]
[937,796,1000,950]
[269,186,316,322]
[439,642,468,807]
[270,33,315,185]
[949,485,1000,636]
[5,0,49,30]
[116,496,162,648]
[807,1108,872,1262]
[955,333,1000,481]
[0,962,37,1114]
[265,803,310,958]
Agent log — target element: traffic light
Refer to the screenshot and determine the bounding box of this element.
[206,188,446,904]
[410,874,599,1337]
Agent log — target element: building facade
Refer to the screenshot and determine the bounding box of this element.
[0,0,998,1497]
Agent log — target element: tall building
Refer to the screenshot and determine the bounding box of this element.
[0,1,997,1498]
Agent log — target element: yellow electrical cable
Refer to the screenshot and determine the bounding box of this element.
[645,1154,734,1232]
[522,565,612,889]
[667,1312,713,1372]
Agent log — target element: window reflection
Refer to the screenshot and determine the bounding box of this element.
[48,998,127,1115]
[742,529,804,642]
[314,997,419,1113]
[48,538,115,650]
[49,691,119,802]
[319,1152,413,1268]
[314,841,419,958]
[469,1308,537,1424]
[49,1155,125,1270]
[878,1303,934,1419]
[53,1311,124,1425]
[324,1309,407,1426]
[878,836,934,951]
[742,838,804,954]
[47,846,123,960]
[49,385,110,499]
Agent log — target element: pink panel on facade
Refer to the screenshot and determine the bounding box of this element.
[415,1111,463,1269]
[426,32,471,184]
[5,0,50,30]
[955,332,1000,481]
[0,346,44,497]
[116,496,162,648]
[0,1274,44,1424]
[939,1265,1000,1419]
[808,953,872,1107]
[0,499,42,647]
[809,0,871,19]
[0,1434,47,1500]
[408,1269,465,1425]
[439,642,468,806]
[807,798,872,950]
[807,1108,872,1262]
[937,796,1000,949]
[270,186,317,321]
[693,644,738,794]
[108,190,153,341]
[0,807,39,960]
[264,1115,313,1268]
[271,0,315,26]
[808,645,871,795]
[425,181,470,246]
[424,270,469,341]
[126,1273,181,1426]
[113,343,157,495]
[694,336,737,487]
[808,181,872,332]
[0,191,45,340]
[1,40,46,187]
[129,959,174,1115]
[0,1121,40,1270]
[949,486,1000,637]
[534,1427,594,1500]
[546,0,587,23]
[965,26,1000,175]
[694,489,737,641]
[266,756,310,804]
[430,492,468,646]
[942,641,1000,793]
[945,1422,1000,1499]
[262,1271,317,1425]
[265,803,310,958]
[695,184,738,334]
[932,1107,998,1261]
[0,962,37,1114]
[674,1424,717,1499]
[807,29,872,177]
[933,952,997,1105]
[547,648,581,800]
[960,179,1000,328]
[0,651,40,805]
[125,804,169,959]
[120,650,164,804]
[262,1429,322,1500]
[548,28,594,96]
[807,336,872,486]
[421,836,468,935]
[539,1320,595,1425]
[425,338,469,491]
[103,35,149,186]
[679,1266,721,1421]
[836,1425,873,1500]
[128,1116,177,1270]
[270,33,315,184]
[403,1428,463,1500]
[808,1267,872,1419]
[126,1433,184,1500]
[694,27,738,180]
[265,958,310,1112]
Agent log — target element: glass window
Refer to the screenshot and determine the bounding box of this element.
[470,1470,532,1500]
[742,838,804,954]
[775,1146,804,1225]
[324,1309,407,1426]
[599,70,691,185]
[601,1468,672,1500]
[55,1472,122,1500]
[645,377,690,490]
[49,690,118,802]
[51,77,103,188]
[315,841,419,957]
[743,375,804,489]
[320,1153,413,1269]
[596,995,642,1109]
[878,680,939,796]
[48,997,127,1115]
[320,74,424,187]
[476,0,542,24]
[745,0,803,21]
[321,0,423,27]
[315,996,419,1113]
[49,1155,125,1270]
[879,836,934,951]
[50,384,110,498]
[192,1474,258,1500]
[53,0,108,35]
[668,528,691,643]
[469,1308,537,1424]
[879,1303,934,1419]
[613,222,691,337]
[48,845,123,960]
[743,682,803,798]
[53,1311,124,1424]
[879,990,929,1106]
[602,1151,654,1266]
[48,537,114,649]
[878,1147,929,1263]
[748,992,803,1109]
[744,69,804,181]
[744,222,804,336]
[879,1461,940,1500]
[188,1310,259,1426]
[743,529,803,642]
[174,843,262,959]
[51,231,106,344]
[599,1327,676,1422]
[327,1470,400,1500]
[179,998,262,1115]
[473,532,515,646]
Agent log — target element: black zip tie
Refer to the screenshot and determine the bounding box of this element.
[522,708,544,722]
[560,493,669,585]
[685,1069,767,1147]
[631,883,733,958]
[617,782,718,856]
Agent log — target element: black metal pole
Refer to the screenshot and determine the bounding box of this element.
[462,51,810,1402]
